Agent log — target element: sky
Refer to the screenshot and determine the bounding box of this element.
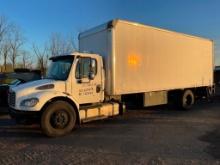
[0,0,220,65]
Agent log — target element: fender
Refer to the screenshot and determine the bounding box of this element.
[41,95,81,125]
[16,90,79,112]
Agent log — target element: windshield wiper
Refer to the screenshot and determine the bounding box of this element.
[45,76,64,81]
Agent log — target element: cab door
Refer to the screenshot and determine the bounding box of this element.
[72,56,103,104]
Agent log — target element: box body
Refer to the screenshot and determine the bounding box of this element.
[79,20,214,95]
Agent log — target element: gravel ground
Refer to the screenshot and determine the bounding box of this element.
[0,99,220,165]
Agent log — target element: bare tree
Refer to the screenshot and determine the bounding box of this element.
[9,26,25,70]
[0,16,12,71]
[32,43,49,75]
[48,32,76,56]
[1,39,10,71]
[20,50,32,69]
[0,15,29,72]
[0,16,10,44]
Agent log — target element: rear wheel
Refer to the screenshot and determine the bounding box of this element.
[41,101,76,137]
[180,89,195,110]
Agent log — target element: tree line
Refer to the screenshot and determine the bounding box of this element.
[0,15,77,74]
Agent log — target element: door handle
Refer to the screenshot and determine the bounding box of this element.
[77,78,90,84]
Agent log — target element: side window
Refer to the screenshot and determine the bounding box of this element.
[75,57,97,79]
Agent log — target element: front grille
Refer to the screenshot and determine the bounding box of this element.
[8,91,16,107]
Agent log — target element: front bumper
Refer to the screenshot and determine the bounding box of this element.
[9,108,41,122]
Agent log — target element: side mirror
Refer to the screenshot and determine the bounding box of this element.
[91,60,96,68]
[89,72,95,80]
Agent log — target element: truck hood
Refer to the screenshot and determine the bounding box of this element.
[11,79,66,96]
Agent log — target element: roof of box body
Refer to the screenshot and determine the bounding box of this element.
[79,19,212,42]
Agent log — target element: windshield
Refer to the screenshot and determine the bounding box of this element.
[46,57,74,80]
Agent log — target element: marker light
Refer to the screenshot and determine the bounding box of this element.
[128,55,140,66]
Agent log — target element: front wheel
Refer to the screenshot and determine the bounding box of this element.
[41,101,76,137]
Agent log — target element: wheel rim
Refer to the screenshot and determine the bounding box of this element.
[50,110,70,129]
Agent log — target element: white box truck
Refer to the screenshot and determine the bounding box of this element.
[8,20,214,137]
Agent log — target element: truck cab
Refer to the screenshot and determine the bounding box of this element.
[8,53,120,137]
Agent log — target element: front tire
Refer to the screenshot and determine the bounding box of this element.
[41,101,76,137]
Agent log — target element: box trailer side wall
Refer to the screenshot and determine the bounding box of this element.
[79,29,114,95]
[113,21,213,95]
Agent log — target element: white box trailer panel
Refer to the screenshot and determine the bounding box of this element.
[79,20,214,95]
[79,24,114,95]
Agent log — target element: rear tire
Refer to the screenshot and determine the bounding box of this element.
[41,101,76,137]
[180,89,195,110]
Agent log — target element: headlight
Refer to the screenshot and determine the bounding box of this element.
[20,98,39,107]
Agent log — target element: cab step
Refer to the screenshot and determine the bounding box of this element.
[79,102,120,122]
[81,115,107,123]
